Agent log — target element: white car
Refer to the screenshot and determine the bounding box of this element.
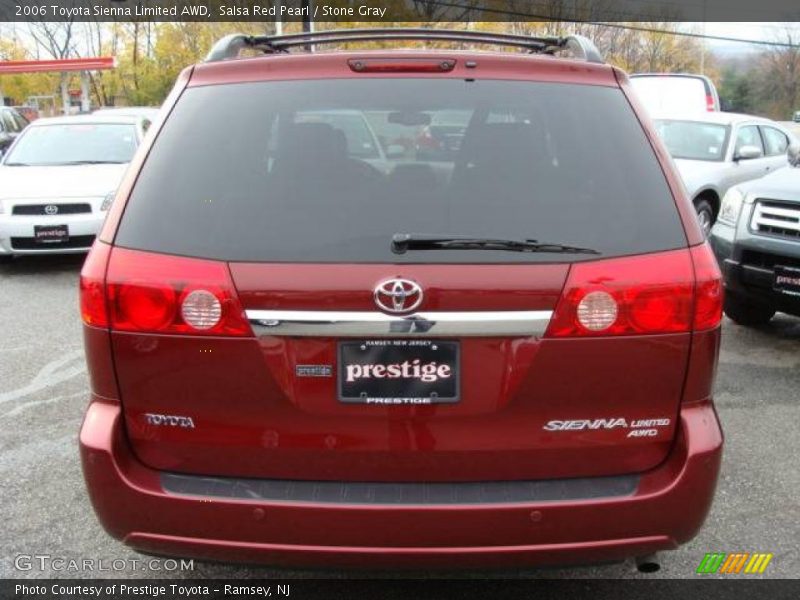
[0,115,147,259]
[93,106,160,121]
[631,73,721,113]
[652,112,796,235]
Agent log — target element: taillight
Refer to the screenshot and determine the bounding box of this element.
[706,93,715,111]
[691,242,723,331]
[105,248,252,336]
[546,249,704,337]
[79,241,111,327]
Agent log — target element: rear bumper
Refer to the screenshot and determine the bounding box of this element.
[80,400,723,569]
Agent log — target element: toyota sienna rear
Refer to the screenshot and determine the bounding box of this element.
[79,29,724,570]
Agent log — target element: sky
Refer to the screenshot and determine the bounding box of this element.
[695,22,799,54]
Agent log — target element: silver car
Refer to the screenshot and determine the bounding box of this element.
[709,145,800,325]
[653,112,796,235]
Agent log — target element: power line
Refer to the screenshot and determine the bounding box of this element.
[420,1,800,49]
[591,22,800,48]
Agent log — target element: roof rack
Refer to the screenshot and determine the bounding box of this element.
[204,28,604,64]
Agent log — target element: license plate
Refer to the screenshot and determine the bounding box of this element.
[338,340,459,405]
[34,224,69,244]
[774,266,800,297]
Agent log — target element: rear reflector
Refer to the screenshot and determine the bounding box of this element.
[104,248,251,336]
[546,248,720,337]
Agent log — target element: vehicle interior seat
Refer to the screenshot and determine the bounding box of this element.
[447,121,553,229]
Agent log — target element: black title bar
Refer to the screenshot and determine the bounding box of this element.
[1,0,800,23]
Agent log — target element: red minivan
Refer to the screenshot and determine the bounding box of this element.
[79,29,724,570]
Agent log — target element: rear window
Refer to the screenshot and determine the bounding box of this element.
[115,79,686,263]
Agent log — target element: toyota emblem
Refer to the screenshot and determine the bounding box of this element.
[374,278,423,314]
[44,204,59,215]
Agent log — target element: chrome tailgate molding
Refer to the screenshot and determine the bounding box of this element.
[245,310,553,338]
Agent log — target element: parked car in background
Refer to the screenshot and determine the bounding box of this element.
[93,107,159,135]
[793,110,800,123]
[653,112,796,235]
[0,115,147,260]
[93,106,160,121]
[12,105,39,122]
[78,29,723,571]
[630,73,720,113]
[415,109,470,161]
[709,144,800,326]
[0,106,29,154]
[292,109,397,173]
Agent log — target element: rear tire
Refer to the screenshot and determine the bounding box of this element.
[694,198,715,237]
[724,294,775,326]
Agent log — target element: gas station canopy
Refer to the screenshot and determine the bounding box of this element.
[0,56,116,113]
[0,57,116,74]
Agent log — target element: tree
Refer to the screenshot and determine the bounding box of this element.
[754,27,800,119]
[718,61,757,114]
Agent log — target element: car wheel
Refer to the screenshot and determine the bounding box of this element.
[723,294,775,327]
[694,198,715,237]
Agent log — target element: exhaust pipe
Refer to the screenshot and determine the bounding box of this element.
[635,554,661,573]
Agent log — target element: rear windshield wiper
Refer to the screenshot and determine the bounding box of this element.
[391,233,600,256]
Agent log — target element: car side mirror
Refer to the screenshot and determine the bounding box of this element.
[734,145,763,161]
[788,143,800,167]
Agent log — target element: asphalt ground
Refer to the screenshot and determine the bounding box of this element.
[1,254,798,581]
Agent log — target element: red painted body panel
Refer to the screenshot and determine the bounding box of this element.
[112,257,692,481]
[113,328,689,481]
[682,327,722,405]
[80,45,724,567]
[189,51,619,88]
[231,263,567,311]
[80,399,722,568]
[83,325,119,401]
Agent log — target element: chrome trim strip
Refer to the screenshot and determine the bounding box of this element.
[245,309,553,338]
[751,200,800,236]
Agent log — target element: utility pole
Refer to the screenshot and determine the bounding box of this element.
[700,1,707,75]
[302,0,314,51]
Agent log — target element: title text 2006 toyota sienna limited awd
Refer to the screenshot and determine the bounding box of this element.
[79,29,724,570]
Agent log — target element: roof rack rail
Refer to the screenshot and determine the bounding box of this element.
[204,28,604,65]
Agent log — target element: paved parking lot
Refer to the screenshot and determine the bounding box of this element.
[1,254,798,579]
